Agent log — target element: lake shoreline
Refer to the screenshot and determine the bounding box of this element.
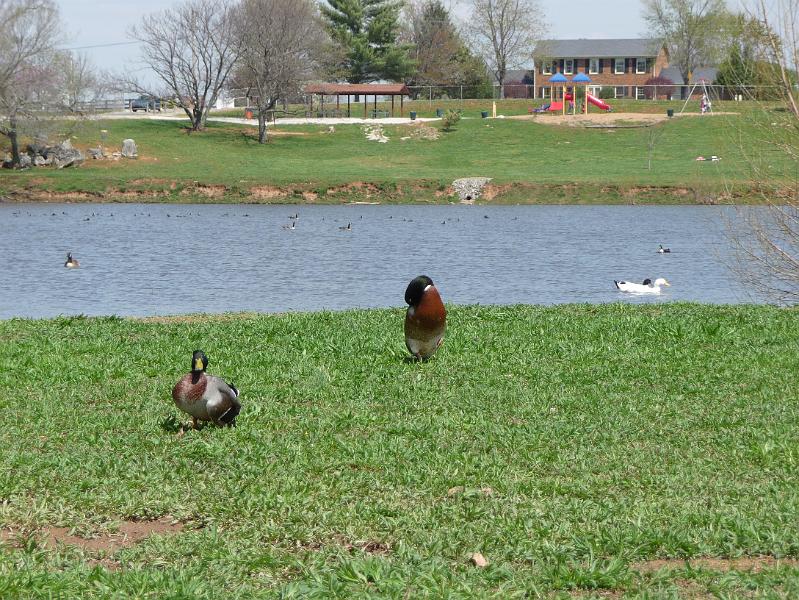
[0,180,769,205]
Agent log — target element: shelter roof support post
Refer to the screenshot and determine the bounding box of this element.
[391,95,395,117]
[374,94,377,118]
[348,95,351,118]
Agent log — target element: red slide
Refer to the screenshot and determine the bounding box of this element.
[586,93,611,111]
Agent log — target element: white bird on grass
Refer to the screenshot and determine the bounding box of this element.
[614,278,671,294]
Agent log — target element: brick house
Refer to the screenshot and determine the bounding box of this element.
[532,39,670,100]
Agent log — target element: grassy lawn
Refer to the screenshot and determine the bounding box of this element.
[0,103,792,203]
[1,304,798,597]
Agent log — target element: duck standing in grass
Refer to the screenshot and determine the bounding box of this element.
[614,278,671,294]
[404,275,447,360]
[172,350,241,430]
[64,253,80,268]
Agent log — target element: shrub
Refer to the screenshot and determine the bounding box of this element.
[644,76,674,99]
[440,109,461,131]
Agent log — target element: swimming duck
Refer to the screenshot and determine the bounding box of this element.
[64,253,80,268]
[614,278,671,294]
[658,245,671,253]
[282,221,296,230]
[339,223,352,231]
[404,275,447,360]
[172,350,241,430]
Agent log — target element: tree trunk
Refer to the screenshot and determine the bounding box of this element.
[258,112,267,144]
[8,114,21,167]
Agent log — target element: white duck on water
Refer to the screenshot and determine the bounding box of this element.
[614,278,671,294]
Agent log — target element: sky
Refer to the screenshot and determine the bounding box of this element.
[56,0,650,84]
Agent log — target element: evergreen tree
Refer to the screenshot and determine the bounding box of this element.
[321,0,414,82]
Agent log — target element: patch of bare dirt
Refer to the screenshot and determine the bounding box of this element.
[295,535,391,555]
[632,556,799,574]
[44,517,183,553]
[509,111,739,127]
[0,527,22,548]
[302,191,318,202]
[250,185,288,200]
[481,184,514,201]
[135,312,259,324]
[181,184,226,198]
[86,558,122,571]
[325,181,381,197]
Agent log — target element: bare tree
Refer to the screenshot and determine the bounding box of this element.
[0,0,61,166]
[726,0,799,302]
[236,0,324,143]
[642,0,729,96]
[131,0,241,131]
[465,0,546,92]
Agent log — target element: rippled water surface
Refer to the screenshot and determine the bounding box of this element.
[0,203,760,319]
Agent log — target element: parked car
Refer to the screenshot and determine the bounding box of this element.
[130,96,161,112]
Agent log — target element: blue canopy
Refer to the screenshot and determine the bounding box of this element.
[572,73,591,83]
[548,73,568,83]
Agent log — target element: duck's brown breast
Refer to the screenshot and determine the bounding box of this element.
[172,372,208,406]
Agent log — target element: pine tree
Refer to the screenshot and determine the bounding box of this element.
[321,0,413,82]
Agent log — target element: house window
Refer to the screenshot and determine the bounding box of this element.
[615,86,626,98]
[564,59,574,75]
[614,58,625,74]
[636,86,646,99]
[636,58,647,74]
[542,87,550,99]
[589,58,599,74]
[588,86,601,97]
[542,62,552,75]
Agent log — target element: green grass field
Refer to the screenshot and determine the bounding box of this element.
[1,304,798,597]
[1,101,793,204]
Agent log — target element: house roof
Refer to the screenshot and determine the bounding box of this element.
[504,69,534,83]
[304,83,410,95]
[659,66,719,85]
[534,38,663,58]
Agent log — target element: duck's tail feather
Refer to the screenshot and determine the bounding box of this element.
[218,403,241,426]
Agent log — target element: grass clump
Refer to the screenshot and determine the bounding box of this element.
[0,303,798,597]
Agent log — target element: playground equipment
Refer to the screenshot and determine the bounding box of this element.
[586,93,611,111]
[679,78,713,115]
[542,71,612,114]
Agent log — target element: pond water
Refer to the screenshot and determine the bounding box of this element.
[0,203,762,319]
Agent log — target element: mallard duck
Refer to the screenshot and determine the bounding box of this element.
[404,275,447,360]
[172,350,241,430]
[64,253,80,268]
[658,245,671,253]
[614,278,671,294]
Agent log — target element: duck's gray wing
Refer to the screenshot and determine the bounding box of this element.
[205,375,241,425]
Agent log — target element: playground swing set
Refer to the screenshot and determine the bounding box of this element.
[533,72,612,115]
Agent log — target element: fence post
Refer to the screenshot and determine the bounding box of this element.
[460,85,463,110]
[429,86,432,109]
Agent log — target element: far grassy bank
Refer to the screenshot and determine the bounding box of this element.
[0,304,797,597]
[1,107,790,204]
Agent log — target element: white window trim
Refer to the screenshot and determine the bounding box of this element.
[564,59,574,75]
[588,86,601,96]
[636,58,647,74]
[589,58,599,75]
[615,86,625,98]
[542,62,552,75]
[542,87,550,99]
[614,58,625,75]
[636,86,646,99]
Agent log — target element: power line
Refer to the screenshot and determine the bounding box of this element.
[60,41,140,51]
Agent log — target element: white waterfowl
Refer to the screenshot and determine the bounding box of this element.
[614,278,671,294]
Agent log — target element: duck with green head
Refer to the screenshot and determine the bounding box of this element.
[172,350,241,430]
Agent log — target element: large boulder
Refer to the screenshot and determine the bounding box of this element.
[18,154,32,169]
[46,139,84,169]
[121,139,138,158]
